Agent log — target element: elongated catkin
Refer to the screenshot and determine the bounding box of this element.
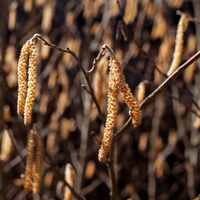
[98,70,118,162]
[33,131,43,194]
[110,55,142,127]
[64,164,76,200]
[24,130,34,193]
[17,40,31,115]
[167,16,186,76]
[24,39,38,126]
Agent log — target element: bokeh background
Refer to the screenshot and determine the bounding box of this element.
[1,0,200,199]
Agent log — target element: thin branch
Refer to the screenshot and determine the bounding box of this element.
[176,10,200,25]
[106,142,117,200]
[113,50,200,142]
[31,34,105,125]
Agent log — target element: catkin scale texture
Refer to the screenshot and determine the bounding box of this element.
[17,40,31,115]
[110,56,142,127]
[167,16,185,76]
[24,40,38,126]
[33,132,43,194]
[98,70,118,162]
[24,130,34,193]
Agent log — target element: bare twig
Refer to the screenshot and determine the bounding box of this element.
[106,142,117,200]
[31,34,105,124]
[176,10,200,25]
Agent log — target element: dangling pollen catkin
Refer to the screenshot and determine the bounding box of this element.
[33,130,43,194]
[110,55,142,127]
[17,40,31,115]
[24,39,38,126]
[167,15,186,76]
[24,130,34,193]
[98,71,118,162]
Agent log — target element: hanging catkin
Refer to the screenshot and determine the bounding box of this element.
[64,164,76,200]
[98,70,118,162]
[24,39,38,126]
[167,16,186,76]
[33,131,43,194]
[24,130,34,193]
[17,40,31,115]
[110,55,142,127]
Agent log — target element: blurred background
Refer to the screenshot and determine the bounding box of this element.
[0,0,200,199]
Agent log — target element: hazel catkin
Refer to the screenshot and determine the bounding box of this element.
[167,16,186,76]
[33,131,43,194]
[98,70,118,162]
[24,39,38,126]
[109,55,142,127]
[17,40,31,115]
[24,130,34,193]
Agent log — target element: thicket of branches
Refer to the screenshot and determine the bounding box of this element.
[1,0,200,200]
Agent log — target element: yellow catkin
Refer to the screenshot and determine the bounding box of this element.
[40,35,50,60]
[167,16,186,76]
[24,0,33,13]
[124,0,138,24]
[8,1,18,30]
[110,56,142,127]
[33,131,43,194]
[135,82,146,104]
[0,129,13,161]
[41,1,55,33]
[94,59,104,104]
[17,40,31,115]
[3,105,11,122]
[168,0,183,9]
[85,161,96,179]
[184,61,196,83]
[24,130,34,193]
[64,164,76,200]
[98,71,118,162]
[46,132,56,153]
[24,39,38,126]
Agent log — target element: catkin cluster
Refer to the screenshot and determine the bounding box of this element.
[24,128,43,194]
[98,46,142,162]
[17,39,38,126]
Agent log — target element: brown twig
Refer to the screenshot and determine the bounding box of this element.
[106,142,117,200]
[176,10,200,25]
[31,34,105,125]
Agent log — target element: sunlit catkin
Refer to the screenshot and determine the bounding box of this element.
[8,1,18,30]
[17,40,31,115]
[64,164,76,200]
[24,130,34,193]
[24,39,38,126]
[0,129,13,161]
[167,16,186,76]
[110,55,142,127]
[135,82,146,104]
[124,0,138,24]
[33,131,43,194]
[98,71,118,162]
